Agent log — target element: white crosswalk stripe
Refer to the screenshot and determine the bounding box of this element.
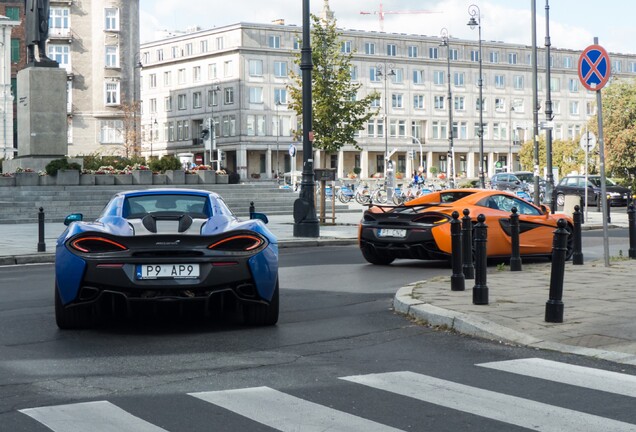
[19,400,169,432]
[477,357,636,398]
[189,386,403,432]
[341,371,636,432]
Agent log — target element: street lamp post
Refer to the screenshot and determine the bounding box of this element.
[275,100,281,182]
[134,57,143,156]
[149,118,157,159]
[376,62,395,198]
[467,4,485,188]
[208,83,220,168]
[440,28,455,188]
[509,106,515,172]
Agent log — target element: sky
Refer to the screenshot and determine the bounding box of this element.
[139,0,635,55]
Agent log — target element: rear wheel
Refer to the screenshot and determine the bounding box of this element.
[243,279,279,326]
[361,246,395,265]
[55,284,93,330]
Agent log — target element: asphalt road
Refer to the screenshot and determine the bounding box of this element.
[2,244,636,431]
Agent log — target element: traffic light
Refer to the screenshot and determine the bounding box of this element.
[201,128,210,140]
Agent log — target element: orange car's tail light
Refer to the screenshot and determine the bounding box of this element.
[208,235,265,252]
[412,213,450,225]
[70,237,128,253]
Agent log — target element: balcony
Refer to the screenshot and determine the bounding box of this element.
[49,28,72,42]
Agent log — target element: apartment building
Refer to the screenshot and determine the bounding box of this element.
[139,19,636,180]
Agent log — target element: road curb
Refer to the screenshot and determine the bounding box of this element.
[393,285,636,366]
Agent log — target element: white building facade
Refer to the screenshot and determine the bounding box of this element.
[48,0,139,156]
[139,20,636,181]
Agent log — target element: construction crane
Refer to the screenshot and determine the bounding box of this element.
[360,2,442,32]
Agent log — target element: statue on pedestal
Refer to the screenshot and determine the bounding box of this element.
[24,0,57,65]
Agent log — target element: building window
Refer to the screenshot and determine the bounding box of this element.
[47,44,70,69]
[563,56,572,68]
[369,67,380,82]
[370,97,381,108]
[513,75,524,90]
[200,40,208,53]
[208,88,219,106]
[569,101,579,115]
[433,70,444,85]
[429,47,438,59]
[413,70,424,84]
[249,59,263,76]
[550,77,560,92]
[508,53,517,64]
[164,96,172,112]
[586,101,596,116]
[434,95,445,110]
[350,65,358,81]
[100,120,123,144]
[163,71,172,86]
[453,72,465,87]
[489,51,499,63]
[104,8,119,31]
[193,92,202,108]
[494,74,505,88]
[392,94,403,108]
[177,94,187,110]
[612,60,622,73]
[224,87,234,104]
[454,96,465,111]
[393,68,403,83]
[387,44,397,56]
[341,41,351,53]
[495,98,505,112]
[413,95,425,109]
[470,50,479,62]
[185,43,193,56]
[274,88,287,104]
[568,78,578,92]
[249,87,263,104]
[268,35,281,48]
[149,98,157,114]
[193,66,201,82]
[224,60,233,77]
[5,6,19,20]
[10,39,19,63]
[49,7,70,37]
[408,45,418,58]
[274,61,288,78]
[208,63,217,79]
[178,68,186,84]
[156,49,163,61]
[104,82,120,105]
[449,48,459,61]
[105,45,118,68]
[364,42,375,55]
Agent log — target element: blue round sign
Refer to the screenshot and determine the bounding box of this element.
[578,44,611,91]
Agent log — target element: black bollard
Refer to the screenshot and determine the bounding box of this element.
[545,218,569,323]
[461,208,475,279]
[37,207,46,252]
[606,195,611,224]
[572,205,584,265]
[628,204,636,259]
[450,211,465,291]
[249,201,255,217]
[509,207,522,271]
[472,214,488,305]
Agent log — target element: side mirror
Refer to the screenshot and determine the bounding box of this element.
[64,213,83,226]
[540,204,549,215]
[250,212,269,224]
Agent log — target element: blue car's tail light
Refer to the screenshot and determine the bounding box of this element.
[70,236,128,253]
[208,234,265,252]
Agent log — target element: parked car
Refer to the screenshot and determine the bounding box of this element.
[489,172,530,191]
[359,188,573,265]
[55,188,279,329]
[555,175,631,207]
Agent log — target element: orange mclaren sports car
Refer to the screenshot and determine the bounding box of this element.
[358,188,573,265]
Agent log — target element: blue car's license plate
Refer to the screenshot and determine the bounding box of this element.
[136,264,200,279]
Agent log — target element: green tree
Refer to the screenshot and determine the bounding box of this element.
[288,14,379,168]
[587,78,636,179]
[518,136,589,177]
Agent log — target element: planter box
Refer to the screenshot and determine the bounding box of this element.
[185,174,199,184]
[114,174,132,185]
[165,170,185,185]
[80,174,95,185]
[197,170,216,184]
[39,176,56,186]
[56,169,80,186]
[216,174,229,184]
[0,176,15,186]
[95,174,115,185]
[15,172,39,186]
[152,174,167,185]
[132,169,153,185]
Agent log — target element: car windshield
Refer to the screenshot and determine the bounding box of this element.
[514,173,534,183]
[124,194,209,218]
[588,177,617,187]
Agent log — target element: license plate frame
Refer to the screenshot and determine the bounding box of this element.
[377,228,407,238]
[136,263,200,280]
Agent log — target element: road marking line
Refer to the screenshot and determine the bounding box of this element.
[190,386,403,432]
[341,371,636,432]
[19,400,169,432]
[477,357,636,398]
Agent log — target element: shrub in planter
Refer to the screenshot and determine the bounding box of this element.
[45,158,81,176]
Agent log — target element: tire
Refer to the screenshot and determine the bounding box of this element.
[55,284,93,330]
[361,246,395,265]
[338,192,352,204]
[373,189,387,204]
[556,193,565,207]
[243,279,279,326]
[392,194,404,205]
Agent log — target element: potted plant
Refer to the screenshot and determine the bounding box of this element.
[185,169,199,184]
[215,168,229,184]
[113,167,133,185]
[45,158,81,186]
[14,167,38,186]
[94,166,116,185]
[130,163,152,185]
[193,164,215,183]
[0,172,15,186]
[80,169,95,185]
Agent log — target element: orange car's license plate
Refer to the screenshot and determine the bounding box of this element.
[378,229,406,238]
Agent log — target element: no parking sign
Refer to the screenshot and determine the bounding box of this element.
[578,44,611,91]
